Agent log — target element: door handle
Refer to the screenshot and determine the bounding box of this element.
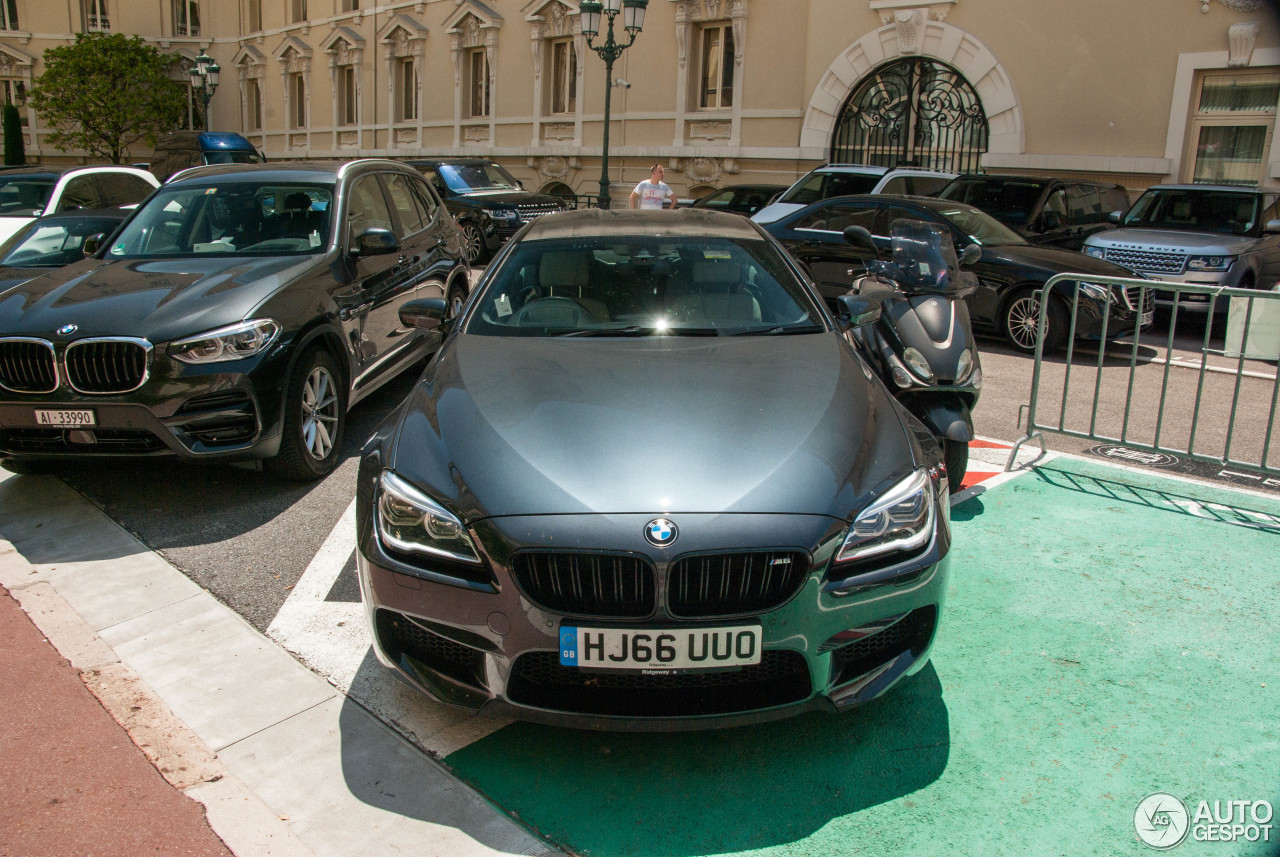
[338,301,375,321]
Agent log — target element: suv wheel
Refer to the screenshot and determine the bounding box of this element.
[269,347,346,481]
[460,222,487,264]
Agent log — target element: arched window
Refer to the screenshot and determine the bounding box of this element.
[831,57,987,173]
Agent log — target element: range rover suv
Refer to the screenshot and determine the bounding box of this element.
[937,174,1132,251]
[1082,184,1280,311]
[406,159,570,264]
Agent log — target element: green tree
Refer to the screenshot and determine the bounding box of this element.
[29,33,188,164]
[2,104,23,166]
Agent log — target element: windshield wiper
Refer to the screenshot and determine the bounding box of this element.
[557,326,647,337]
[735,323,824,336]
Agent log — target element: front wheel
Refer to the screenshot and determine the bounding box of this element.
[268,348,346,481]
[445,280,469,319]
[1004,288,1067,354]
[943,439,968,494]
[460,222,488,264]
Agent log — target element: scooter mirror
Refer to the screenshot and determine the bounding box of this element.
[836,294,881,328]
[959,243,982,266]
[842,225,877,253]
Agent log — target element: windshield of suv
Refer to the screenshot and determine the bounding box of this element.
[1121,189,1259,236]
[780,171,880,205]
[106,182,334,258]
[937,178,1048,226]
[468,235,826,337]
[0,174,58,218]
[932,202,1028,245]
[439,162,521,193]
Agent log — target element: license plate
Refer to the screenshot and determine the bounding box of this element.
[1140,311,1154,326]
[559,624,762,672]
[35,409,95,428]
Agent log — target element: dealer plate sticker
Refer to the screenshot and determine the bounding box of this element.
[559,624,762,671]
[35,409,95,428]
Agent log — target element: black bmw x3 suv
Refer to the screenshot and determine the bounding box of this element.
[0,160,470,479]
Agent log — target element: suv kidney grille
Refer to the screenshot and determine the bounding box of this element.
[512,552,655,617]
[668,551,809,617]
[0,339,58,393]
[1103,247,1186,274]
[65,339,149,394]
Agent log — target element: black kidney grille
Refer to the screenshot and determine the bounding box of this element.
[668,551,809,617]
[0,339,57,393]
[65,340,148,393]
[512,553,655,617]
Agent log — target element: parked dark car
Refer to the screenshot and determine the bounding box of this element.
[0,208,131,294]
[405,158,570,264]
[936,174,1131,251]
[148,131,266,183]
[0,160,470,479]
[356,208,951,729]
[764,194,1151,352]
[689,183,787,216]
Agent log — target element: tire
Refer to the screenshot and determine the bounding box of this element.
[268,347,346,482]
[1004,287,1067,354]
[943,439,968,494]
[460,222,488,265]
[445,280,469,319]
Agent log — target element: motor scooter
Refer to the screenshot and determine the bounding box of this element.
[842,220,982,493]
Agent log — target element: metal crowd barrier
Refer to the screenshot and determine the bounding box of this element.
[1006,274,1280,480]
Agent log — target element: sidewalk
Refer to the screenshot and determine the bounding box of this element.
[0,581,233,857]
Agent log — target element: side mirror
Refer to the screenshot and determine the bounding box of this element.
[82,232,106,257]
[1264,219,1280,235]
[842,225,877,252]
[1039,211,1063,231]
[398,298,448,330]
[836,294,881,328]
[1108,210,1123,224]
[959,243,982,266]
[353,227,399,257]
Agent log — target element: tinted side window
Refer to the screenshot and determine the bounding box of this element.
[99,174,156,207]
[345,175,395,245]
[1066,185,1102,226]
[875,205,927,238]
[383,173,427,237]
[825,203,878,232]
[58,176,104,211]
[411,177,441,219]
[700,189,735,209]
[1260,195,1280,227]
[1101,186,1131,216]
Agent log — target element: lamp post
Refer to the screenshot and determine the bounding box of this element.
[188,50,221,131]
[579,0,647,210]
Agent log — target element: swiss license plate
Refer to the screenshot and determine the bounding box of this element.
[559,624,762,672]
[35,409,95,428]
[1140,310,1154,326]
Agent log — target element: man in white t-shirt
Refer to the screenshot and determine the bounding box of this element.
[629,164,675,210]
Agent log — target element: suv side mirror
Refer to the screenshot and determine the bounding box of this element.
[1108,210,1123,224]
[836,294,880,327]
[353,227,399,257]
[82,232,106,257]
[959,243,982,266]
[842,225,877,253]
[1039,211,1063,231]
[1264,219,1280,235]
[398,298,447,330]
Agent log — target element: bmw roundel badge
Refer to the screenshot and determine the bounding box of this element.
[57,323,78,336]
[644,518,677,547]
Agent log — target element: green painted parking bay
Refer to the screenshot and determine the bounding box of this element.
[443,457,1279,856]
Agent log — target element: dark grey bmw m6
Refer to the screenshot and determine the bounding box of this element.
[356,208,952,729]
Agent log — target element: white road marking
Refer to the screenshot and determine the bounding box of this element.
[267,498,511,758]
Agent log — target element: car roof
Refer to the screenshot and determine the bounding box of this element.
[404,158,498,167]
[1144,184,1270,194]
[166,159,418,184]
[812,164,890,176]
[0,166,146,178]
[522,208,765,241]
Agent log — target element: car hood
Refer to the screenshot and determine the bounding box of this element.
[0,254,316,343]
[390,333,916,520]
[0,265,45,295]
[456,190,565,208]
[1083,228,1257,255]
[982,242,1136,277]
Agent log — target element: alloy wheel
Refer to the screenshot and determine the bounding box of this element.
[301,366,339,460]
[1006,295,1042,351]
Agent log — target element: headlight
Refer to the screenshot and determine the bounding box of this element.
[835,469,935,565]
[169,319,280,364]
[489,208,519,221]
[956,348,973,382]
[376,471,482,564]
[1186,255,1234,271]
[902,347,934,382]
[1082,245,1106,259]
[1078,282,1115,303]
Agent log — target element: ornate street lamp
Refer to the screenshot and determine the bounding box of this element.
[579,0,647,209]
[188,50,221,131]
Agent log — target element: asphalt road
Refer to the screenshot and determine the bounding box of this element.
[41,296,1280,634]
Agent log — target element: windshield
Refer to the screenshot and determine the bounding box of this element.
[467,235,826,337]
[1121,189,1259,236]
[0,216,123,268]
[205,151,265,165]
[439,162,520,193]
[106,181,334,259]
[780,171,879,205]
[0,174,58,218]
[933,203,1027,245]
[937,178,1047,225]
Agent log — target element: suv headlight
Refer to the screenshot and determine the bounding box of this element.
[1082,245,1106,259]
[376,471,482,564]
[1186,255,1234,271]
[489,208,520,221]
[169,319,280,364]
[834,469,935,565]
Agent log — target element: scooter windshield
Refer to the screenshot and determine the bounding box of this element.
[888,219,962,293]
